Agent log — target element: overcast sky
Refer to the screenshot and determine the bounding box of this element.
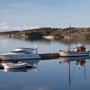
[0,0,90,31]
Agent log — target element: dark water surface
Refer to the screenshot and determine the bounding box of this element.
[0,37,90,90]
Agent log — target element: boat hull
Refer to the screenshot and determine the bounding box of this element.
[0,54,40,61]
[59,51,89,57]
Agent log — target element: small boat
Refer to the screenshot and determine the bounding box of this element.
[59,51,89,57]
[59,44,90,57]
[0,47,40,60]
[59,25,90,57]
[2,62,27,69]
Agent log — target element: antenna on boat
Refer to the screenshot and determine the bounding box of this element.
[68,25,71,52]
[34,44,38,49]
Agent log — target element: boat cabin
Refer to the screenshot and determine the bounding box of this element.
[74,45,86,52]
[12,48,38,54]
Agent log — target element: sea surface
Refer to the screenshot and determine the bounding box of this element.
[0,37,90,90]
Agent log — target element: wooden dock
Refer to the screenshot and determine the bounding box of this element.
[38,52,59,59]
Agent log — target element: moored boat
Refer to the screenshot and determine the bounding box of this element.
[59,44,90,57]
[0,47,40,60]
[59,25,90,57]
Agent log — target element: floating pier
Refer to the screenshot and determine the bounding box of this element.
[38,52,59,59]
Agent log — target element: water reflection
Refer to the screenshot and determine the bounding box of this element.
[59,57,88,88]
[3,66,37,72]
[59,56,89,64]
[0,60,40,72]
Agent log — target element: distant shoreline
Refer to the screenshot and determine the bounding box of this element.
[0,27,90,43]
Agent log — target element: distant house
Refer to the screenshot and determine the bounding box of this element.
[43,35,55,40]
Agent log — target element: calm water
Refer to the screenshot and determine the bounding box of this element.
[0,37,90,90]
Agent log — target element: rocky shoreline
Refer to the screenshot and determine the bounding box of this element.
[0,27,90,43]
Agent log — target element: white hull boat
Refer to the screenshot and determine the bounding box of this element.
[59,26,90,57]
[0,47,40,61]
[2,62,27,69]
[59,43,90,57]
[59,50,89,57]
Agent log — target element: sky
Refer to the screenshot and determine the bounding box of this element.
[0,0,90,31]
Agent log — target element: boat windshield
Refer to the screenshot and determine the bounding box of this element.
[12,51,25,53]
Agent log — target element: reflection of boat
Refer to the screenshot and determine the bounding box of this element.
[59,26,90,57]
[0,47,40,60]
[59,56,89,63]
[0,60,40,72]
[21,60,39,66]
[59,57,87,87]
[3,66,37,72]
[2,62,27,69]
[76,60,85,67]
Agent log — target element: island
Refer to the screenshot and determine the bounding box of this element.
[0,27,90,43]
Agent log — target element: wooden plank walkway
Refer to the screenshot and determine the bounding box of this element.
[38,52,59,59]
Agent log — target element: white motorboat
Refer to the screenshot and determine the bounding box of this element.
[2,62,27,69]
[0,47,40,60]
